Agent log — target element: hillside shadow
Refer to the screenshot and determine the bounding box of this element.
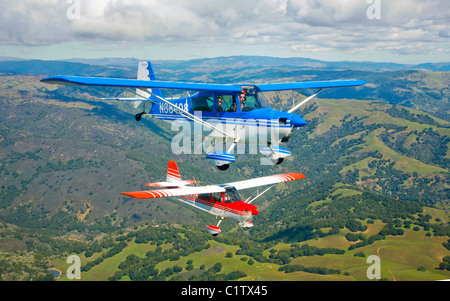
[262,225,315,243]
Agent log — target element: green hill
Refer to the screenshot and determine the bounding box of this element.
[0,61,449,281]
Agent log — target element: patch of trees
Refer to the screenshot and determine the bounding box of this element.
[385,105,440,127]
[287,244,344,258]
[443,239,450,251]
[437,256,450,272]
[379,126,449,170]
[81,241,127,272]
[345,232,365,242]
[190,263,247,281]
[108,226,212,280]
[348,223,405,250]
[279,264,341,275]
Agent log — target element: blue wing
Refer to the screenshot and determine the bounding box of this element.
[41,75,365,93]
[40,75,243,93]
[255,80,366,92]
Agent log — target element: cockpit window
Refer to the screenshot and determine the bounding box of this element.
[216,95,235,113]
[241,94,258,112]
[223,186,241,203]
[239,87,270,112]
[191,95,214,112]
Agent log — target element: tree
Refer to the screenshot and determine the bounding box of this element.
[213,263,222,273]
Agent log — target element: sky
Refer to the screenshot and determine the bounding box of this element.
[0,0,449,64]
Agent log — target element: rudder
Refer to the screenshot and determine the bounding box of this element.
[166,161,182,183]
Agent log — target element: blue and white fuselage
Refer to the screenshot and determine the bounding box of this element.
[150,91,306,144]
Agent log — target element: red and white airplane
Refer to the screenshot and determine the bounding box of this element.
[121,161,305,235]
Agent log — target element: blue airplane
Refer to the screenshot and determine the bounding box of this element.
[41,61,366,170]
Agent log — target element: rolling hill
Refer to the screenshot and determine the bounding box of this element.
[0,57,449,281]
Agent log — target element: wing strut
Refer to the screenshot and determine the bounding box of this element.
[287,89,323,113]
[245,186,273,204]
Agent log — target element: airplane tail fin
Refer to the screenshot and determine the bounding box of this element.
[134,61,163,109]
[146,161,198,189]
[166,160,182,183]
[103,61,162,114]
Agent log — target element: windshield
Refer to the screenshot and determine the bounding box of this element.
[223,186,242,203]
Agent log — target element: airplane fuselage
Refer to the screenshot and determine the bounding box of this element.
[148,90,307,145]
[174,186,258,233]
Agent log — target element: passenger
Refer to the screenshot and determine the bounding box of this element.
[217,96,225,112]
[239,91,247,111]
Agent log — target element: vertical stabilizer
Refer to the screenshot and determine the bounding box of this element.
[134,61,163,109]
[166,161,182,183]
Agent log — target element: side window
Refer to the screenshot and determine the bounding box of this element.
[227,95,238,112]
[241,95,258,112]
[192,95,214,112]
[239,88,261,112]
[198,193,210,201]
[216,95,235,113]
[211,192,222,202]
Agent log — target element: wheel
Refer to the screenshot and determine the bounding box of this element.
[135,112,147,121]
[217,164,230,171]
[275,158,284,165]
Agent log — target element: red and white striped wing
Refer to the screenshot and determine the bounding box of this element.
[121,185,225,199]
[225,172,305,190]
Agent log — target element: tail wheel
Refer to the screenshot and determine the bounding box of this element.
[271,158,284,165]
[217,164,230,171]
[135,112,147,121]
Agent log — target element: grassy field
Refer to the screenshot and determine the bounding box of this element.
[52,211,450,281]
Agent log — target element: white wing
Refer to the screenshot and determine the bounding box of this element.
[225,173,305,190]
[121,185,225,199]
[121,173,305,199]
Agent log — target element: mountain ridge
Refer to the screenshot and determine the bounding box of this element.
[1,55,449,72]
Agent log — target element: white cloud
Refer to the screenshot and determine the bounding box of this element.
[0,0,448,59]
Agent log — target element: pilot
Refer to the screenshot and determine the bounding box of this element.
[224,191,232,203]
[239,91,247,111]
[217,96,225,112]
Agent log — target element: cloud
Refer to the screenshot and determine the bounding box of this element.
[0,0,448,57]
